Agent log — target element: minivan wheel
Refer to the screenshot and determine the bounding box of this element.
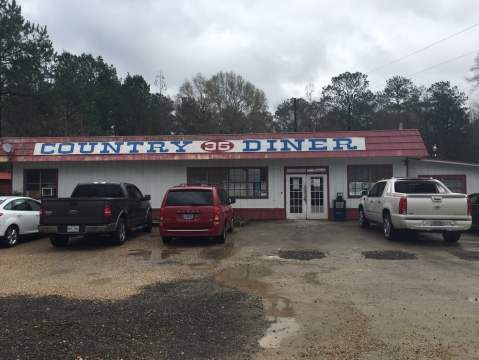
[443,231,461,243]
[112,218,127,245]
[2,225,19,247]
[50,234,69,247]
[358,208,369,229]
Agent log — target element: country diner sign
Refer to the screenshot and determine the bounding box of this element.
[33,137,366,156]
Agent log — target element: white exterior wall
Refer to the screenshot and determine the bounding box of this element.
[409,160,479,194]
[13,157,407,210]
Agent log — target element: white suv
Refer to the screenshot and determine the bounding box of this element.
[359,178,472,242]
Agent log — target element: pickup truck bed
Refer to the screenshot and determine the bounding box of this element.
[40,183,152,247]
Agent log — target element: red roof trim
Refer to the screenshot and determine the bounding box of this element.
[0,129,428,162]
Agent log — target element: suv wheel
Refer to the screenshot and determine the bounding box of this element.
[216,225,227,244]
[358,208,369,229]
[112,218,127,245]
[1,225,19,247]
[50,234,69,247]
[443,231,461,243]
[383,213,397,240]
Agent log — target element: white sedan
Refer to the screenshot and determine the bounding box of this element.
[0,197,41,247]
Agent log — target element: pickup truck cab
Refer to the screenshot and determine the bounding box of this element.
[159,185,235,244]
[39,182,152,247]
[359,178,472,242]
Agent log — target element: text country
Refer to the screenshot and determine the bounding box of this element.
[33,137,366,155]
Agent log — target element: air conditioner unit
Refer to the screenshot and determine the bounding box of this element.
[41,187,54,197]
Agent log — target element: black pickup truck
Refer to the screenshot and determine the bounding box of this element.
[39,182,152,247]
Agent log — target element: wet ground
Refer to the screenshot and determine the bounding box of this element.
[0,221,479,359]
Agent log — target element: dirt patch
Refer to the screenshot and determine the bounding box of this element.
[0,280,266,360]
[450,249,479,261]
[278,250,325,261]
[362,250,417,260]
[214,264,272,295]
[127,248,152,260]
[160,248,181,259]
[201,241,235,260]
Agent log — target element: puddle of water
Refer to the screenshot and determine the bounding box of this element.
[201,241,234,260]
[128,249,152,260]
[278,250,325,261]
[264,296,294,318]
[362,250,416,260]
[161,248,181,259]
[451,250,479,261]
[259,317,300,349]
[467,297,479,303]
[214,264,272,294]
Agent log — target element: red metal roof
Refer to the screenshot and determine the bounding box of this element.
[0,172,11,180]
[0,129,428,162]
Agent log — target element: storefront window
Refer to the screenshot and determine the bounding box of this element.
[24,169,58,199]
[348,165,392,197]
[187,167,268,199]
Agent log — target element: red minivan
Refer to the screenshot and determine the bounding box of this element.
[159,185,235,244]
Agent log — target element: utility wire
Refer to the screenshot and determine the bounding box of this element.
[407,49,478,77]
[369,21,479,73]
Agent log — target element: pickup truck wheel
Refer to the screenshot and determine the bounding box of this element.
[383,213,397,240]
[1,225,19,248]
[358,208,369,229]
[50,235,69,247]
[443,231,461,243]
[143,211,153,233]
[112,218,127,245]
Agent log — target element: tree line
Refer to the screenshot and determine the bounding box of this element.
[1,0,478,162]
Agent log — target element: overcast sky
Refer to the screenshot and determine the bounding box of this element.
[20,0,479,108]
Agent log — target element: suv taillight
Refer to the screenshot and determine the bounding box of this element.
[399,197,407,215]
[213,206,221,225]
[103,203,112,218]
[467,197,472,216]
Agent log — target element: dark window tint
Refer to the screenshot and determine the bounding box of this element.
[369,182,386,197]
[28,200,41,211]
[166,190,213,206]
[126,185,142,200]
[71,184,124,198]
[470,194,479,204]
[7,199,32,211]
[395,181,439,194]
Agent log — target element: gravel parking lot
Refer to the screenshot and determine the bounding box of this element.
[0,221,479,359]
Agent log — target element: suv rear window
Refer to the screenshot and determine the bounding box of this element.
[71,184,124,198]
[166,190,213,206]
[394,181,441,194]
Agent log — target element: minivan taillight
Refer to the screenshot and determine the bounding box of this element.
[467,197,472,216]
[104,203,112,218]
[399,197,407,215]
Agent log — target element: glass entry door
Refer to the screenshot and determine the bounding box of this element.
[286,174,328,220]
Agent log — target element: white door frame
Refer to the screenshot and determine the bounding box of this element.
[285,168,329,220]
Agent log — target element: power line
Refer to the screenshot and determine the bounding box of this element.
[369,20,479,73]
[407,49,478,77]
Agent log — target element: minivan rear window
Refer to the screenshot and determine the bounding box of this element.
[166,190,213,206]
[71,184,124,198]
[394,181,439,194]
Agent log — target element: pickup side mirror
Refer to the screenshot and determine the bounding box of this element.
[143,194,151,201]
[361,190,368,197]
[228,197,236,204]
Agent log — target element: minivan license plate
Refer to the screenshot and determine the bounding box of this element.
[67,225,79,233]
[183,214,194,220]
